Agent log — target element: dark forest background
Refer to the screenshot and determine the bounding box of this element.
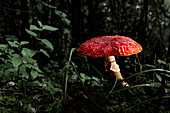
[1,0,170,64]
[0,0,170,112]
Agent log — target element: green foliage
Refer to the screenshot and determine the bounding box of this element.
[25,29,38,37]
[2,37,169,112]
[70,73,103,87]
[41,39,54,51]
[0,38,42,81]
[0,39,170,112]
[25,20,58,57]
[0,21,64,112]
[143,59,170,83]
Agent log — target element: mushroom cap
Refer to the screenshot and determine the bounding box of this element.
[77,35,142,58]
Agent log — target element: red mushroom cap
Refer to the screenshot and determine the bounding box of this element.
[77,35,142,58]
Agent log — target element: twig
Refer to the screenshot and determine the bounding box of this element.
[2,7,32,13]
[0,89,20,92]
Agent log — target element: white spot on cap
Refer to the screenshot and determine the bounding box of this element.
[122,46,124,53]
[113,47,117,51]
[119,48,121,52]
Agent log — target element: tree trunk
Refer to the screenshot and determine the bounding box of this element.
[139,0,148,64]
[71,0,82,46]
[20,0,30,39]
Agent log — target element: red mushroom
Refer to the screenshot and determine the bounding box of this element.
[77,35,142,86]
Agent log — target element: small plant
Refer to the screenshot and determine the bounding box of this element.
[25,20,58,57]
[0,37,42,82]
[0,21,65,112]
[0,20,58,82]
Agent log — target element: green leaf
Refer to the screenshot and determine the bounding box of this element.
[32,80,41,84]
[12,56,22,70]
[20,64,29,79]
[34,66,43,73]
[61,12,67,18]
[8,41,19,48]
[43,86,51,91]
[0,52,3,56]
[150,82,162,87]
[25,29,38,37]
[5,35,19,41]
[0,44,7,50]
[23,56,37,64]
[20,41,29,45]
[6,68,15,72]
[41,39,53,51]
[70,74,78,81]
[30,25,41,31]
[37,2,44,13]
[40,1,56,9]
[33,94,42,99]
[31,70,38,79]
[21,48,36,57]
[62,18,71,25]
[37,73,44,77]
[0,44,7,48]
[54,88,63,92]
[157,59,166,65]
[37,20,43,27]
[40,49,50,58]
[42,25,58,31]
[24,63,32,68]
[155,73,162,82]
[54,10,61,16]
[144,64,156,68]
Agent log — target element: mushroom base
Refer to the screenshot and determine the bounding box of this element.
[105,56,129,86]
[110,71,123,80]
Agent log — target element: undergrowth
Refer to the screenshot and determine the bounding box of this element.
[0,22,170,113]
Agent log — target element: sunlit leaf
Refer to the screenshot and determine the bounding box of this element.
[33,94,42,99]
[157,59,166,65]
[0,44,7,50]
[40,49,50,58]
[20,64,29,79]
[23,56,37,65]
[30,25,41,31]
[62,18,70,25]
[40,1,56,9]
[34,66,43,73]
[8,41,19,48]
[42,25,58,31]
[25,29,38,37]
[20,41,29,45]
[37,20,43,27]
[155,73,162,82]
[150,82,162,87]
[37,2,43,13]
[38,73,44,77]
[54,88,63,92]
[144,64,156,68]
[41,39,53,51]
[54,10,62,16]
[31,70,38,79]
[43,86,51,91]
[24,63,32,68]
[12,56,22,70]
[21,48,36,57]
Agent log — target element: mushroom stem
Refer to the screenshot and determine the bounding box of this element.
[105,56,129,86]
